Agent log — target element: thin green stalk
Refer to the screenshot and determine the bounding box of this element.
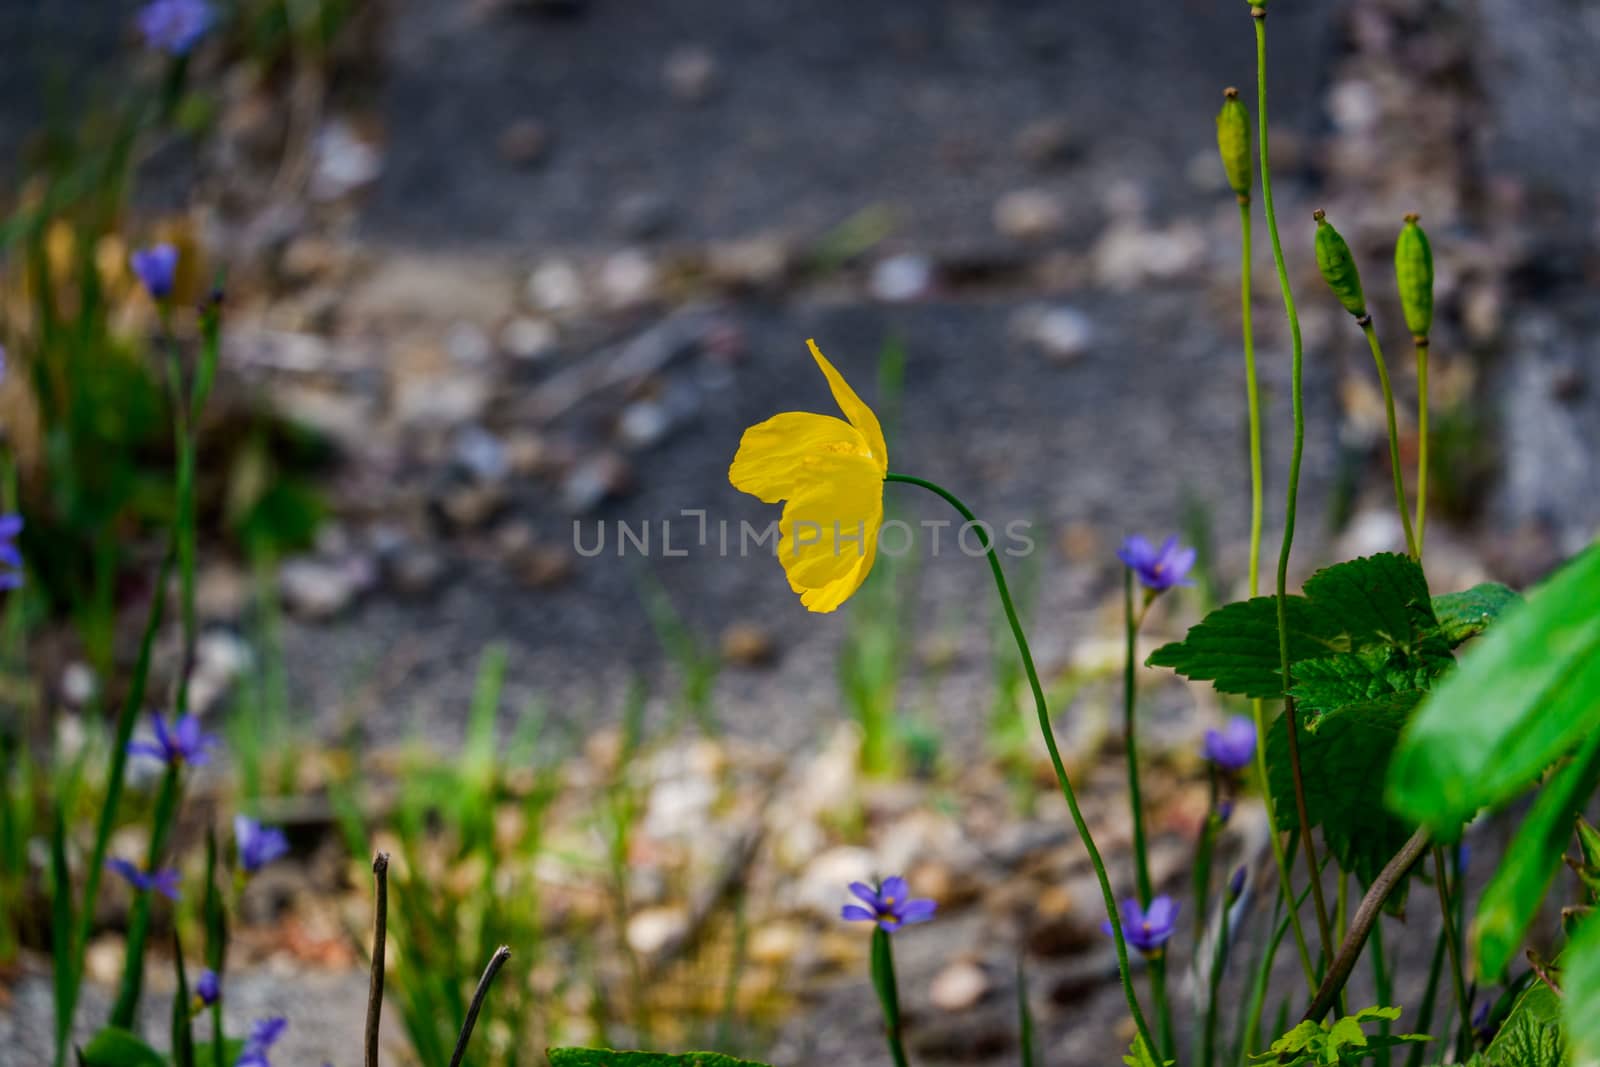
[886,472,1155,1051]
[1254,4,1334,974]
[1238,876,1318,1066]
[1414,342,1429,557]
[871,927,911,1067]
[1203,887,1234,1067]
[1240,201,1264,597]
[1370,917,1394,1067]
[111,762,183,1026]
[1432,846,1472,1061]
[1192,778,1219,959]
[1358,321,1418,559]
[1124,570,1153,906]
[1402,930,1448,1067]
[1151,955,1176,1062]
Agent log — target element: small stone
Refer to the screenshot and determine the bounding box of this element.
[1014,117,1077,168]
[1011,305,1093,362]
[196,562,249,621]
[663,46,718,104]
[453,425,509,484]
[446,322,493,366]
[561,452,632,513]
[310,120,382,202]
[707,237,790,289]
[497,118,550,166]
[869,253,935,302]
[720,622,776,667]
[613,191,673,240]
[627,906,689,955]
[929,961,990,1012]
[504,430,552,476]
[748,922,804,965]
[279,558,363,620]
[515,544,574,588]
[617,400,671,449]
[394,374,491,427]
[528,259,585,315]
[61,663,97,708]
[600,249,659,309]
[188,631,253,714]
[439,484,506,529]
[279,236,341,285]
[500,317,559,361]
[388,546,446,595]
[994,189,1066,242]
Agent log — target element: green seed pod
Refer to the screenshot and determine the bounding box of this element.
[1313,209,1367,319]
[1394,213,1434,341]
[1216,88,1252,199]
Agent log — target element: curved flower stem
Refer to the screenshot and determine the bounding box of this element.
[1359,320,1419,559]
[1414,340,1430,558]
[1254,3,1334,979]
[1239,171,1314,1000]
[885,472,1156,1052]
[870,927,912,1067]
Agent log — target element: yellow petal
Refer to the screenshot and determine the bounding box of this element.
[776,451,883,613]
[807,339,888,475]
[729,412,869,504]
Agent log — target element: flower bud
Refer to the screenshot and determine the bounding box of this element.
[1313,209,1367,319]
[1216,89,1252,200]
[1227,866,1247,902]
[1394,213,1434,341]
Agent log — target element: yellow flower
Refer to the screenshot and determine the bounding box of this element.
[729,340,888,613]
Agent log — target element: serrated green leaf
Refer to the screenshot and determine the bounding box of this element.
[1565,918,1600,1066]
[1432,584,1521,646]
[1150,555,1445,715]
[1254,1005,1428,1066]
[1147,594,1350,699]
[79,1027,166,1067]
[1488,981,1566,1067]
[1267,692,1423,892]
[547,1051,773,1067]
[1388,544,1600,832]
[1123,1033,1175,1067]
[1473,729,1600,981]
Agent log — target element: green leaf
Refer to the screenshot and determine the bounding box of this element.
[1388,543,1600,832]
[1253,1005,1427,1067]
[1267,692,1423,892]
[1147,594,1350,699]
[1122,1034,1175,1067]
[1488,980,1566,1067]
[1474,728,1600,981]
[1150,554,1447,719]
[192,1041,244,1067]
[79,1027,166,1067]
[1565,918,1600,1066]
[1432,583,1521,646]
[547,1052,773,1067]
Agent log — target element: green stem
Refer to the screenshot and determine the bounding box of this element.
[1254,3,1334,980]
[886,472,1155,1051]
[1403,929,1449,1067]
[1203,886,1233,1067]
[1151,955,1176,1063]
[1240,200,1264,598]
[1359,320,1418,559]
[1414,341,1429,558]
[111,763,183,1026]
[1124,570,1153,906]
[871,926,911,1067]
[1432,846,1472,1061]
[1370,916,1394,1067]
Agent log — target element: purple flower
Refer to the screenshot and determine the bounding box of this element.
[137,0,213,56]
[236,1017,288,1067]
[0,514,22,591]
[130,243,179,299]
[1118,534,1196,593]
[841,876,937,932]
[195,968,220,1007]
[235,814,289,873]
[1102,895,1178,955]
[128,711,216,766]
[1203,716,1257,771]
[107,858,181,900]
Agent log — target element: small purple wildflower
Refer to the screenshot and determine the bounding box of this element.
[128,711,216,767]
[1203,716,1257,771]
[1118,534,1197,593]
[841,876,937,932]
[137,0,213,56]
[0,514,22,591]
[235,814,289,874]
[1215,798,1235,826]
[130,243,179,299]
[1103,895,1178,955]
[195,968,220,1007]
[236,1017,288,1067]
[107,858,181,900]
